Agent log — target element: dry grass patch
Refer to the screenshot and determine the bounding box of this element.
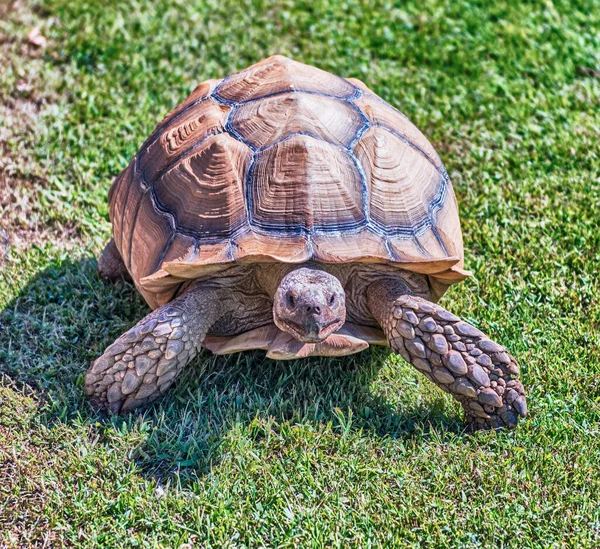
[0,1,83,267]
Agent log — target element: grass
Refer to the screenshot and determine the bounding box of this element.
[1,0,600,546]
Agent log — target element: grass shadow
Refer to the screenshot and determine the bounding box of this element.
[0,256,461,487]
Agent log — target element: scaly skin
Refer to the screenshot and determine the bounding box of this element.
[85,284,224,413]
[97,238,129,281]
[367,280,527,430]
[92,241,526,428]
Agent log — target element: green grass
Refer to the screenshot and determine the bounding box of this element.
[1,0,600,546]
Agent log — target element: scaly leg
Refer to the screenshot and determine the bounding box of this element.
[85,283,225,413]
[98,238,130,281]
[367,280,527,430]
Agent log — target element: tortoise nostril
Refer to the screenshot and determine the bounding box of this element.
[306,305,321,315]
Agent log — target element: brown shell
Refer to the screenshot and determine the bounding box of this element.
[109,56,469,308]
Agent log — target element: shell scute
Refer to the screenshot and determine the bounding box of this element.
[161,233,197,264]
[233,231,311,264]
[117,172,145,271]
[354,91,443,172]
[354,127,445,237]
[214,55,357,103]
[109,159,135,252]
[138,97,230,186]
[128,191,173,284]
[312,229,390,263]
[138,79,221,154]
[160,79,220,128]
[153,133,251,236]
[230,92,366,149]
[250,135,365,233]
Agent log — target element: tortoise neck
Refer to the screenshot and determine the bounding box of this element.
[256,262,325,298]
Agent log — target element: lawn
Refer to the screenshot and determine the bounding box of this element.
[1,0,600,546]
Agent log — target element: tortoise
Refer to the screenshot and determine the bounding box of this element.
[85,55,527,430]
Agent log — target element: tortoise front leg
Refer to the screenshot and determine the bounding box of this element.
[85,283,225,414]
[367,280,527,430]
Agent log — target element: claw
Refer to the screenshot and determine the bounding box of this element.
[513,395,527,417]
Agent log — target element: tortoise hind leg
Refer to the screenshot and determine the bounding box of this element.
[367,279,527,431]
[98,238,130,281]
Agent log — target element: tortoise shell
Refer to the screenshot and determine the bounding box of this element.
[108,55,469,309]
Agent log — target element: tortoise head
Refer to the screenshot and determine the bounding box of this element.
[273,267,346,344]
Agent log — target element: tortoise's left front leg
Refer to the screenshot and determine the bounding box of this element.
[367,279,527,430]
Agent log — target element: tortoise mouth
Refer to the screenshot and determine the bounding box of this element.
[281,318,344,344]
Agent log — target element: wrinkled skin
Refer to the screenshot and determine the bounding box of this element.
[86,246,527,430]
[273,267,346,343]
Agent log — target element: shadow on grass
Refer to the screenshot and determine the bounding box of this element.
[0,257,460,486]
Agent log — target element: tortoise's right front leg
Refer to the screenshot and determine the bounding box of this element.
[85,283,225,414]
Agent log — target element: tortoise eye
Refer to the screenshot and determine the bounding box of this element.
[329,294,336,306]
[287,292,296,307]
